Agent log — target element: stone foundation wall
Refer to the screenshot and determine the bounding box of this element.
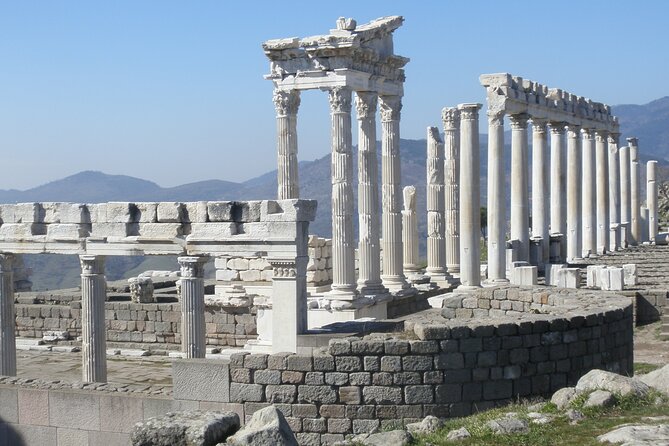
[14,301,257,347]
[633,290,668,324]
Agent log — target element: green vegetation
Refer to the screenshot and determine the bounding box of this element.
[635,362,661,375]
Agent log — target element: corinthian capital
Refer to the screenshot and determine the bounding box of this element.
[0,253,13,273]
[508,113,529,129]
[328,87,352,114]
[457,103,482,121]
[272,89,301,116]
[595,129,609,143]
[355,91,378,119]
[531,118,548,133]
[178,256,207,278]
[549,122,566,134]
[607,132,620,145]
[442,107,461,129]
[379,95,402,122]
[486,110,504,126]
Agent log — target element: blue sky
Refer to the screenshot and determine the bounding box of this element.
[0,1,667,189]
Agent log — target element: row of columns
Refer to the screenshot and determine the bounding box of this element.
[274,87,408,300]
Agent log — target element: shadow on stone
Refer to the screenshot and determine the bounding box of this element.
[0,417,26,446]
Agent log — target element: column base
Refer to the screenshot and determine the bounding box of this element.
[382,275,410,292]
[483,278,509,287]
[327,286,358,300]
[357,281,389,297]
[456,284,482,292]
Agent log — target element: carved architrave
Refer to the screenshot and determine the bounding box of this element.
[328,87,352,114]
[178,256,207,279]
[273,89,301,117]
[269,259,298,279]
[379,95,402,122]
[355,91,378,119]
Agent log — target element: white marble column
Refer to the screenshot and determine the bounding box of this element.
[629,137,641,245]
[647,160,658,242]
[619,145,631,247]
[0,254,16,376]
[596,130,610,254]
[379,95,408,291]
[510,113,530,262]
[80,255,107,383]
[179,256,207,358]
[608,133,621,250]
[273,89,301,200]
[329,87,357,296]
[458,103,482,289]
[566,125,582,262]
[442,107,461,275]
[426,127,448,281]
[531,118,549,265]
[550,122,567,261]
[487,110,507,282]
[355,91,385,295]
[402,186,420,277]
[581,128,597,257]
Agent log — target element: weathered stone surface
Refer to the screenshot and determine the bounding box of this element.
[638,364,669,395]
[129,277,155,303]
[130,410,239,446]
[583,390,615,408]
[597,424,669,446]
[406,415,443,435]
[486,416,529,434]
[355,430,413,446]
[576,369,650,397]
[551,386,577,410]
[225,405,298,446]
[446,426,471,441]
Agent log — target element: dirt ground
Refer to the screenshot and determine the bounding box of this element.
[634,320,669,366]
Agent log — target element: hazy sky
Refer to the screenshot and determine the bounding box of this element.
[1,1,667,190]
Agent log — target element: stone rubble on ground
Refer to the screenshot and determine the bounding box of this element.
[598,424,669,445]
[406,415,444,435]
[222,405,297,446]
[130,410,240,446]
[584,389,616,408]
[446,426,471,440]
[575,369,651,397]
[486,415,529,434]
[639,364,669,395]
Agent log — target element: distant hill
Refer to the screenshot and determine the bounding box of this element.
[614,96,669,161]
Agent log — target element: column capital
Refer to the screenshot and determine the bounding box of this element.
[531,118,549,132]
[79,255,104,275]
[508,113,530,129]
[549,122,567,134]
[567,125,581,138]
[581,128,595,139]
[379,95,402,121]
[442,107,461,128]
[608,132,621,145]
[273,89,300,116]
[486,110,504,126]
[0,253,13,272]
[457,103,482,121]
[595,129,609,142]
[178,256,207,278]
[268,258,298,279]
[354,91,378,119]
[627,137,639,147]
[328,87,352,114]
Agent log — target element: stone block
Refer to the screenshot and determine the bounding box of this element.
[254,369,281,385]
[239,270,261,282]
[49,391,100,430]
[131,411,239,446]
[18,389,49,426]
[230,383,264,403]
[0,223,43,239]
[405,385,434,404]
[0,388,18,423]
[137,223,182,238]
[43,203,89,224]
[134,202,158,222]
[557,268,581,288]
[297,386,337,404]
[143,398,198,420]
[623,264,637,286]
[512,265,538,286]
[14,203,44,223]
[207,202,234,222]
[91,222,129,237]
[215,269,238,281]
[157,202,184,223]
[608,268,624,291]
[88,431,131,446]
[187,222,236,239]
[100,394,144,433]
[362,386,402,405]
[13,425,57,445]
[184,201,208,223]
[56,428,88,446]
[106,202,134,223]
[287,355,313,372]
[339,386,361,405]
[261,199,318,222]
[46,223,90,240]
[265,385,297,403]
[173,359,230,403]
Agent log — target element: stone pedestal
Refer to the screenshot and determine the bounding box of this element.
[510,113,530,262]
[178,256,207,359]
[458,103,482,289]
[402,186,421,278]
[581,129,596,257]
[629,138,641,245]
[532,119,549,265]
[80,255,107,383]
[355,91,385,295]
[487,110,507,282]
[550,122,567,262]
[567,126,582,262]
[442,108,461,276]
[274,89,301,200]
[608,134,621,251]
[270,257,308,354]
[648,160,658,242]
[425,127,448,283]
[596,130,610,254]
[619,145,631,247]
[329,87,357,297]
[380,95,408,291]
[0,254,16,376]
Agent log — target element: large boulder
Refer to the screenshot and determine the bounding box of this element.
[575,369,650,397]
[551,386,578,410]
[597,424,669,445]
[224,406,297,446]
[638,364,669,395]
[131,411,239,446]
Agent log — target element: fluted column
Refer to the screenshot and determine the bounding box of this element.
[443,108,461,275]
[179,256,207,358]
[629,137,641,245]
[608,133,621,250]
[596,130,610,254]
[329,87,357,296]
[510,113,530,262]
[0,254,16,376]
[550,122,567,261]
[567,125,582,261]
[531,118,549,265]
[458,103,482,289]
[402,186,420,276]
[486,110,507,282]
[274,89,301,199]
[426,127,447,281]
[581,128,596,257]
[648,160,658,242]
[355,91,385,295]
[620,145,631,247]
[379,95,408,291]
[80,255,107,383]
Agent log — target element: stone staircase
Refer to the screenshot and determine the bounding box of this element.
[661,305,669,340]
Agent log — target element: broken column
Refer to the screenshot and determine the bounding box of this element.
[269,257,308,354]
[486,110,507,282]
[425,127,448,282]
[567,125,582,262]
[608,133,621,251]
[355,91,385,295]
[273,89,301,199]
[178,256,207,358]
[458,103,482,289]
[402,186,421,278]
[581,128,597,257]
[531,118,549,266]
[0,254,16,376]
[629,137,641,245]
[443,107,461,276]
[329,87,357,296]
[510,113,530,262]
[380,95,408,291]
[620,145,631,246]
[648,160,658,242]
[596,130,610,254]
[129,276,155,303]
[550,122,567,261]
[80,255,107,383]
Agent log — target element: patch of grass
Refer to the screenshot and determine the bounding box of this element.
[634,362,661,375]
